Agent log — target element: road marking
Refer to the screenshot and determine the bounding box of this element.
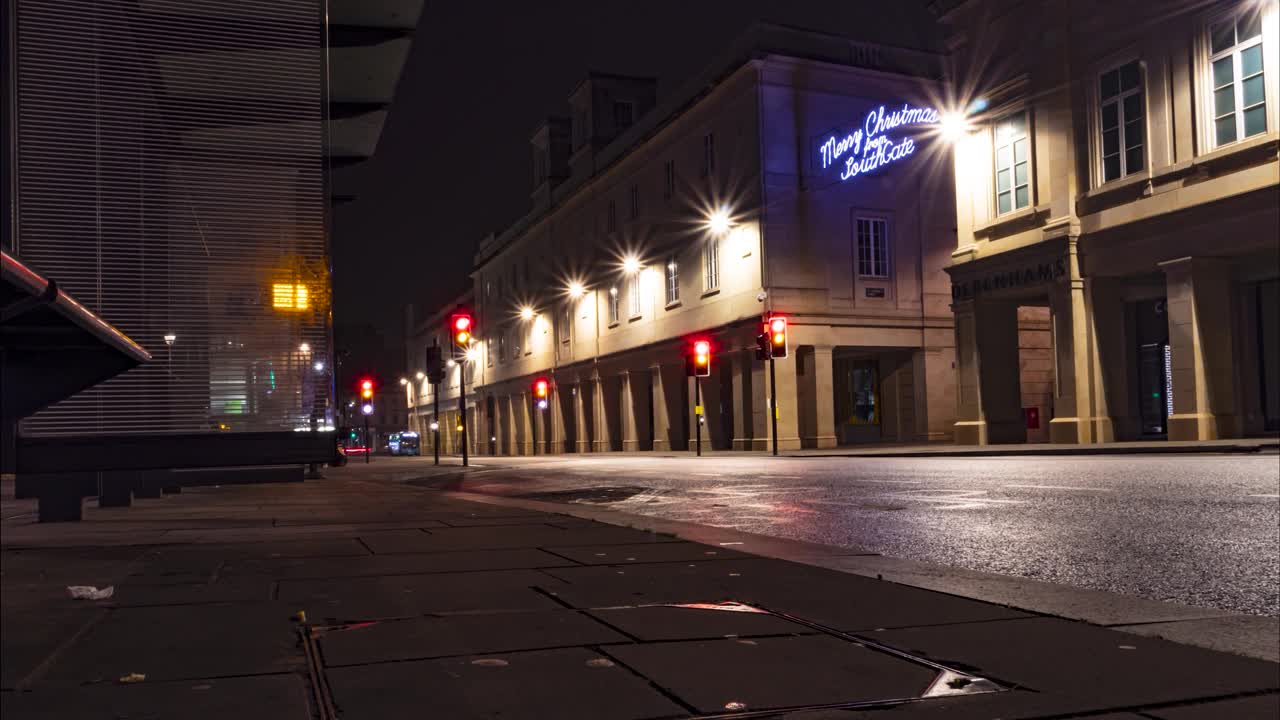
[1003,484,1113,491]
[1246,494,1279,498]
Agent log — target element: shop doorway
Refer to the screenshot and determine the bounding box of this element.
[834,355,881,444]
[1134,298,1171,437]
[1017,305,1054,443]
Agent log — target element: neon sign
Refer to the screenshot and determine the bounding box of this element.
[818,104,939,182]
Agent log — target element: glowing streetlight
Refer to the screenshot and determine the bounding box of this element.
[313,361,325,372]
[416,371,425,380]
[939,111,970,143]
[447,359,457,368]
[299,342,311,353]
[707,208,732,235]
[622,255,642,274]
[568,281,585,299]
[520,306,535,320]
[163,333,176,346]
[465,346,480,362]
[399,377,408,385]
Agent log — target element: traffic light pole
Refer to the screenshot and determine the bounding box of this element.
[432,382,440,466]
[769,356,779,457]
[363,414,371,464]
[459,372,469,467]
[694,378,702,457]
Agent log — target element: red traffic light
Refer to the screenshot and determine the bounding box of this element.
[451,313,473,346]
[691,339,711,377]
[533,378,549,398]
[766,316,788,358]
[359,378,375,400]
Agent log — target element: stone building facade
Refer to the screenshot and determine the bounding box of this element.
[938,0,1280,443]
[405,24,963,455]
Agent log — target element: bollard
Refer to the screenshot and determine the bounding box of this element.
[98,471,134,508]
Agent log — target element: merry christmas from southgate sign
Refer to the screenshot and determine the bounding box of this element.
[818,104,939,182]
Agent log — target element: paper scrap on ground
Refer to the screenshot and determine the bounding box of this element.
[67,585,114,600]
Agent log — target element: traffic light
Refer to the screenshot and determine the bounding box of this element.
[755,331,771,361]
[425,345,445,384]
[691,339,711,377]
[766,316,787,358]
[359,378,374,401]
[532,377,550,410]
[451,313,472,356]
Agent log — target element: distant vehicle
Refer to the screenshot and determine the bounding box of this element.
[388,431,420,456]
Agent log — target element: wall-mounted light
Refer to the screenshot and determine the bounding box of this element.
[706,207,732,235]
[520,306,535,320]
[568,281,585,299]
[623,255,643,274]
[416,371,425,380]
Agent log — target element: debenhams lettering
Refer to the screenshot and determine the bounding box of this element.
[951,259,1067,300]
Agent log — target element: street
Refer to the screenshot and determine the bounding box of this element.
[381,452,1280,616]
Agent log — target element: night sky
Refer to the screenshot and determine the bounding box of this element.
[331,1,939,383]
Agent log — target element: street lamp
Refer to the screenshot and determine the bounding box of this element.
[399,377,408,385]
[313,361,325,372]
[465,346,480,363]
[568,281,585,299]
[707,207,732,235]
[938,111,970,143]
[416,371,425,380]
[447,359,457,368]
[622,255,643,274]
[299,342,310,353]
[520,305,535,320]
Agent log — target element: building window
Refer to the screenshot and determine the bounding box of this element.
[702,133,715,176]
[993,113,1031,215]
[1209,9,1266,147]
[703,238,720,291]
[498,332,507,362]
[608,287,619,325]
[665,257,680,305]
[607,201,617,232]
[628,274,642,317]
[629,185,640,219]
[613,100,634,128]
[855,217,889,278]
[560,305,571,342]
[663,160,675,199]
[1099,61,1145,182]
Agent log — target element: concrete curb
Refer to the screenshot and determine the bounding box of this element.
[432,486,1279,664]
[789,440,1279,458]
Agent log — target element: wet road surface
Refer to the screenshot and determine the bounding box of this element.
[380,452,1280,616]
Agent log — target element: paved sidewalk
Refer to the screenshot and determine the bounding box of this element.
[1,470,1277,719]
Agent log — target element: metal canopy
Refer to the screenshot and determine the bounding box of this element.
[1,251,152,420]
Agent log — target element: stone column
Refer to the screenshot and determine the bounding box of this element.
[768,351,803,451]
[503,395,517,455]
[732,352,751,450]
[1087,277,1130,442]
[619,371,642,451]
[651,365,675,451]
[1047,240,1096,444]
[1159,257,1240,440]
[798,345,837,449]
[550,384,567,454]
[953,298,1024,444]
[574,380,592,453]
[516,392,534,455]
[592,372,614,452]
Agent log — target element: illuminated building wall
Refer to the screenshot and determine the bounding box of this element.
[10,0,332,435]
[938,0,1280,443]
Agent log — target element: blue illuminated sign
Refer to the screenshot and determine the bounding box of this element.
[818,104,940,182]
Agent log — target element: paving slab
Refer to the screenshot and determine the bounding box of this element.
[34,602,306,687]
[222,547,576,580]
[1112,616,1280,663]
[109,577,273,606]
[277,569,567,621]
[360,524,680,554]
[320,609,629,666]
[545,558,1031,631]
[588,605,816,642]
[608,634,939,714]
[0,674,311,719]
[1145,692,1280,719]
[873,617,1280,710]
[325,647,688,720]
[545,541,750,565]
[0,607,100,689]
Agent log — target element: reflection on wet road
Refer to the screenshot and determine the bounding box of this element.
[400,453,1280,616]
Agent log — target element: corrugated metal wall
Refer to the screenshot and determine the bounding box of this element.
[14,0,331,435]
